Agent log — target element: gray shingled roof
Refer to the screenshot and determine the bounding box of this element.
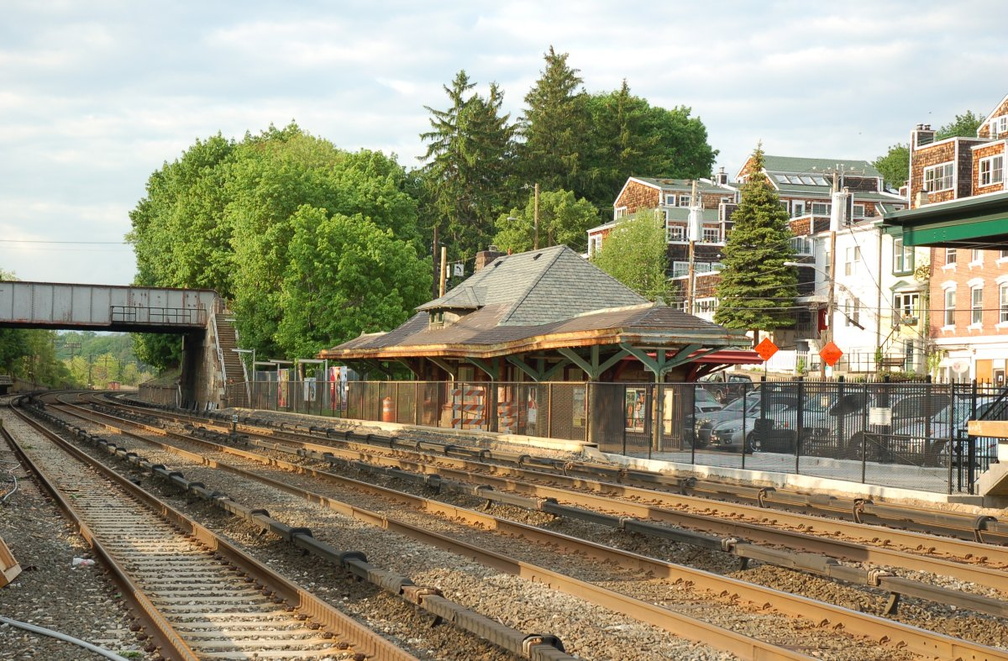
[418,245,646,326]
[322,244,749,359]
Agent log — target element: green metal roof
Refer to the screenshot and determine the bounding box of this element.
[884,192,1008,249]
[762,155,882,179]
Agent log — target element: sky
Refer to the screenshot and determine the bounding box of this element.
[1,1,1005,287]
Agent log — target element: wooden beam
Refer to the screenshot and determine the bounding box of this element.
[466,357,499,380]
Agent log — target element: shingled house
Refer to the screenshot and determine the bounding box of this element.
[904,93,1008,383]
[320,244,754,448]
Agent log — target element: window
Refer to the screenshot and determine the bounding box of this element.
[893,236,914,274]
[980,155,1004,187]
[694,298,717,316]
[1000,283,1008,323]
[971,285,984,325]
[664,194,676,205]
[946,248,957,265]
[1001,249,1008,261]
[588,234,603,257]
[893,292,920,325]
[991,115,1008,139]
[790,236,812,255]
[666,223,685,242]
[672,261,689,277]
[852,204,865,219]
[971,249,983,264]
[678,195,691,207]
[791,200,806,217]
[615,206,628,219]
[702,226,721,243]
[923,162,954,192]
[944,287,956,326]
[844,298,861,327]
[844,246,861,276]
[811,202,831,215]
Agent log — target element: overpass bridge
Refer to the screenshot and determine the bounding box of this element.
[0,281,245,408]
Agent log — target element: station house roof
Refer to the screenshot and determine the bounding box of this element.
[320,245,749,362]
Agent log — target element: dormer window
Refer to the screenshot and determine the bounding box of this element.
[429,311,445,329]
[990,115,1008,139]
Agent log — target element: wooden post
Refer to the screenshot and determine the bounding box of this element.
[0,534,21,587]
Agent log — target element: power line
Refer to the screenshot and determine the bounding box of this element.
[0,239,128,245]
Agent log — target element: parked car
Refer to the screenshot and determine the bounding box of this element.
[698,371,754,404]
[695,391,800,448]
[891,398,999,466]
[708,401,829,453]
[803,391,957,462]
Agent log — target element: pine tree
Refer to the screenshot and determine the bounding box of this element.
[714,145,798,335]
[419,71,516,274]
[519,46,590,195]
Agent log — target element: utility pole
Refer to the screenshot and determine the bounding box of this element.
[825,173,850,377]
[533,183,540,250]
[686,180,700,316]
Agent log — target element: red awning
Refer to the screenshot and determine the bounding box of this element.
[689,349,762,365]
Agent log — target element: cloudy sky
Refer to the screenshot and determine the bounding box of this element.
[1,1,1005,286]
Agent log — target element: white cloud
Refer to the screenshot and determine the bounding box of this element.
[2,0,1007,285]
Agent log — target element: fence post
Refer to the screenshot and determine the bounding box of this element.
[795,376,804,474]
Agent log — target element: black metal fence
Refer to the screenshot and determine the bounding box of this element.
[225,377,1007,495]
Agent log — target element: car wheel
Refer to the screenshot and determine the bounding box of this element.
[746,432,761,454]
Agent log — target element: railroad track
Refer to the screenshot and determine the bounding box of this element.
[2,404,417,661]
[111,397,1008,547]
[127,400,1008,588]
[31,394,1008,660]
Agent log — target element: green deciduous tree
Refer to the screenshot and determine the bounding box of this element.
[128,124,427,368]
[715,145,798,334]
[492,188,598,254]
[276,206,431,358]
[873,143,910,190]
[936,110,984,139]
[590,210,673,302]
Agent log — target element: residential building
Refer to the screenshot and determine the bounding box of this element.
[907,93,1008,383]
[588,173,739,316]
[591,157,908,374]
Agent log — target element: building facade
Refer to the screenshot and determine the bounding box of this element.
[907,93,1008,383]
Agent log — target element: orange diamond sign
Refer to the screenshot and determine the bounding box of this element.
[754,337,778,362]
[820,341,843,367]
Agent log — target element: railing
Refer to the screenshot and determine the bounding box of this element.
[222,377,1006,495]
[110,306,206,326]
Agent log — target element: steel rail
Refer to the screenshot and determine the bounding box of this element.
[52,401,1008,661]
[48,403,845,660]
[7,405,419,661]
[108,398,1008,544]
[78,399,1008,594]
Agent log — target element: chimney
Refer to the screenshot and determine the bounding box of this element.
[714,167,728,185]
[912,123,935,149]
[474,246,505,272]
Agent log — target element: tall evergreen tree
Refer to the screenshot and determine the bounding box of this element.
[582,81,718,215]
[519,47,590,195]
[714,145,798,336]
[419,71,516,280]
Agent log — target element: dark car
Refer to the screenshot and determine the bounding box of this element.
[698,371,754,404]
[695,391,800,447]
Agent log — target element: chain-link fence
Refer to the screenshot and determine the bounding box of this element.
[225,377,1007,495]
